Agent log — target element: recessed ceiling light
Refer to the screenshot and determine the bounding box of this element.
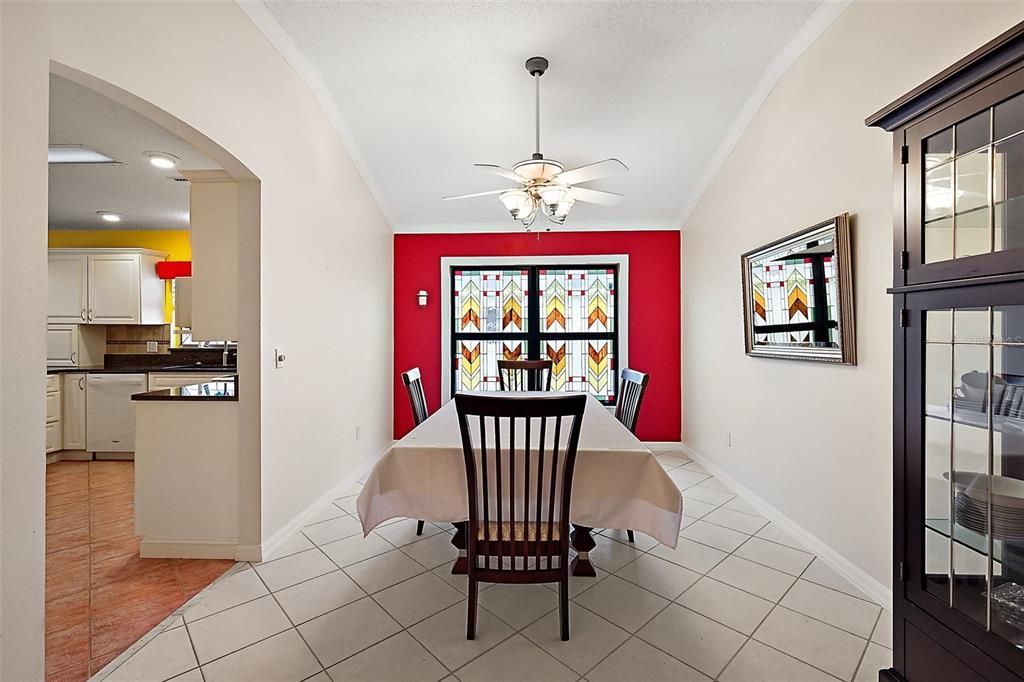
[48,145,118,165]
[145,151,180,169]
[97,211,122,223]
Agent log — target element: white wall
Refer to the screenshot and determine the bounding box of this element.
[682,1,1022,594]
[0,1,393,677]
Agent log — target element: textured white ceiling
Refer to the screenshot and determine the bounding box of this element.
[48,74,220,231]
[259,0,824,232]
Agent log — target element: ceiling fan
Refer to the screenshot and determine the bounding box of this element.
[443,56,627,229]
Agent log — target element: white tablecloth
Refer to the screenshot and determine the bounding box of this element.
[357,393,682,548]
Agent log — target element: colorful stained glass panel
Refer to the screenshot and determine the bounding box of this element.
[456,340,524,393]
[539,269,615,333]
[453,269,529,333]
[544,339,616,402]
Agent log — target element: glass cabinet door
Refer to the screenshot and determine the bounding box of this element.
[907,67,1024,284]
[916,300,1024,654]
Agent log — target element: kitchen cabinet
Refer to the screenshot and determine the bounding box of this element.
[47,253,88,323]
[62,373,87,451]
[175,277,193,329]
[46,324,104,368]
[45,374,62,454]
[47,249,168,325]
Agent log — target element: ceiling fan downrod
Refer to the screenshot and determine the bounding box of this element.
[525,56,548,160]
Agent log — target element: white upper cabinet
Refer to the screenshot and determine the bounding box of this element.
[48,249,167,325]
[88,253,140,323]
[48,254,88,323]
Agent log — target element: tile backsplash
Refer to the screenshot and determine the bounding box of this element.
[105,325,171,354]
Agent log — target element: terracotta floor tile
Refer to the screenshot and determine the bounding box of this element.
[89,649,121,677]
[46,478,89,497]
[90,517,135,543]
[46,590,90,634]
[89,490,133,513]
[47,499,90,521]
[91,553,177,589]
[91,597,183,659]
[47,488,89,509]
[174,558,235,594]
[47,526,90,554]
[45,623,90,676]
[45,460,227,678]
[45,661,89,682]
[46,545,90,577]
[90,535,142,564]
[91,565,183,614]
[90,502,134,528]
[46,565,90,601]
[90,480,133,500]
[47,511,90,537]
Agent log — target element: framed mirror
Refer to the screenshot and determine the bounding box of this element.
[740,213,856,364]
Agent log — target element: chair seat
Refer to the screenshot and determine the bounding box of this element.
[478,520,561,542]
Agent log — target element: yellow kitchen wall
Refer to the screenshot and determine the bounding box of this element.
[47,229,191,259]
[48,229,190,323]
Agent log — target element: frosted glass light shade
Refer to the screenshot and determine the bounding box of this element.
[500,189,535,221]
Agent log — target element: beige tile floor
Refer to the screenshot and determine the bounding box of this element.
[90,447,892,681]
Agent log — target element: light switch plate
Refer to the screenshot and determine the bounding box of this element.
[274,348,286,369]
[146,341,159,353]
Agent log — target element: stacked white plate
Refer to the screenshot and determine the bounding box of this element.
[948,471,1024,541]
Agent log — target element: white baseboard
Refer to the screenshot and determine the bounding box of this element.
[140,537,239,560]
[257,444,392,562]
[644,440,684,450]
[679,443,893,612]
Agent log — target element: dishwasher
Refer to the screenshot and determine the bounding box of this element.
[86,373,147,458]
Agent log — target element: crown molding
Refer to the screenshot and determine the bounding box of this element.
[677,0,852,229]
[392,220,681,234]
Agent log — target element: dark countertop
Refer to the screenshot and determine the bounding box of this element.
[132,376,238,402]
[47,364,238,375]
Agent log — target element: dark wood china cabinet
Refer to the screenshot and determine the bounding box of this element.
[868,22,1024,681]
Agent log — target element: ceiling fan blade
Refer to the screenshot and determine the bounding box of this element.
[570,186,624,206]
[552,158,628,186]
[442,188,515,201]
[474,163,528,183]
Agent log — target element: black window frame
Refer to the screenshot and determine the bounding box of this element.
[449,263,621,405]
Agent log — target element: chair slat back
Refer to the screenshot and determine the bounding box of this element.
[402,367,429,426]
[614,368,650,434]
[455,393,586,573]
[497,359,553,392]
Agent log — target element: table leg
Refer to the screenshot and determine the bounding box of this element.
[570,524,597,577]
[451,522,468,574]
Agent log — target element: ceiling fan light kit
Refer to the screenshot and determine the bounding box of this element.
[443,56,627,230]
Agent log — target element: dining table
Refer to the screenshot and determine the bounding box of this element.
[356,391,682,576]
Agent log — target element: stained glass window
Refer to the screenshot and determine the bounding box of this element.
[451,265,619,403]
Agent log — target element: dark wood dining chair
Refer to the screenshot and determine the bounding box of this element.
[615,368,649,543]
[497,359,553,391]
[455,392,586,641]
[402,367,429,535]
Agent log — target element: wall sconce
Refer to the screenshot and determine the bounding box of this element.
[417,290,428,308]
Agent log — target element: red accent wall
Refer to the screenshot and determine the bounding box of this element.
[394,230,681,441]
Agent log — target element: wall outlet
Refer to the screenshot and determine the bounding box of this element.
[274,348,286,369]
[146,341,159,353]
[727,431,733,447]
[355,425,361,441]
